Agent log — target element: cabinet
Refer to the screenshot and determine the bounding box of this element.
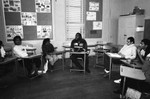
[118,15,144,45]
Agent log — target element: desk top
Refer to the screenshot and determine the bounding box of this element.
[62,44,97,48]
[120,65,146,80]
[121,60,142,69]
[106,52,122,58]
[22,54,41,59]
[0,56,17,65]
[26,47,36,51]
[70,51,88,54]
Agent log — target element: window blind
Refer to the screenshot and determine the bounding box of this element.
[65,0,84,40]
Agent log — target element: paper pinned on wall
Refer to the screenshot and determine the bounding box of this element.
[37,25,52,38]
[93,21,102,30]
[86,11,96,21]
[89,2,99,11]
[6,25,23,40]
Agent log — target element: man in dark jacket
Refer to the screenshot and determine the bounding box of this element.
[70,33,90,73]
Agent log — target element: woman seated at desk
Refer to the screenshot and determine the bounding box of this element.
[114,39,150,96]
[70,32,90,73]
[42,38,58,73]
[13,36,42,78]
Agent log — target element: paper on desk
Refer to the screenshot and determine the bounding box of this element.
[107,52,122,58]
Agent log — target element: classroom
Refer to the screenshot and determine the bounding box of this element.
[0,0,150,99]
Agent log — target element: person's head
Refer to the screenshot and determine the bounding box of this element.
[75,32,82,40]
[0,40,4,48]
[13,36,22,45]
[126,37,135,45]
[42,38,50,46]
[140,39,150,49]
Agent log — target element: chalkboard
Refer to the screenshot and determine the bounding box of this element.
[2,0,52,42]
[85,0,103,38]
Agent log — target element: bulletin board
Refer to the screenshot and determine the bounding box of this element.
[2,0,52,42]
[85,0,103,38]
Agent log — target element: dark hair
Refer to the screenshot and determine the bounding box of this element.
[127,37,135,44]
[141,39,150,46]
[75,32,82,39]
[42,38,50,46]
[13,36,22,45]
[0,40,4,48]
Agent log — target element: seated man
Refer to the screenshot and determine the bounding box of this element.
[103,37,137,78]
[13,36,42,78]
[114,39,150,96]
[70,32,90,73]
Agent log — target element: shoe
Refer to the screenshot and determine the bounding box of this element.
[114,78,121,84]
[113,89,121,94]
[86,69,91,73]
[37,70,43,75]
[104,69,110,73]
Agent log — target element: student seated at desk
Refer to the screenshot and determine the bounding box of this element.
[0,40,13,88]
[13,36,42,78]
[70,32,90,73]
[137,39,150,64]
[42,38,58,72]
[103,37,137,78]
[114,39,150,96]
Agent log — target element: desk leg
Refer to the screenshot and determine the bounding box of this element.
[109,57,112,80]
[84,54,86,74]
[62,52,65,70]
[122,77,126,99]
[22,59,28,76]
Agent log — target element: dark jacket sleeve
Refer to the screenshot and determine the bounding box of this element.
[83,39,88,51]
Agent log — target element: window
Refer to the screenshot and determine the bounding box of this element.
[65,0,84,40]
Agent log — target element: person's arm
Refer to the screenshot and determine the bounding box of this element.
[83,39,88,51]
[137,49,145,63]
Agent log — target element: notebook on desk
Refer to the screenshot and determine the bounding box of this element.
[106,52,122,58]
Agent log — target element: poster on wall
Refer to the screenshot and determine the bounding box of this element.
[86,11,96,21]
[37,25,52,38]
[21,12,37,25]
[35,0,51,13]
[3,0,21,12]
[93,21,102,30]
[89,2,99,11]
[6,25,23,40]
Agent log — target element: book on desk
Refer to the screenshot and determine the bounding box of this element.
[106,52,122,58]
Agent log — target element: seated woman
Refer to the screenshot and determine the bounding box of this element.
[13,36,42,78]
[114,39,150,96]
[42,38,58,73]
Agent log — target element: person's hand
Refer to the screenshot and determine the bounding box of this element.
[118,52,125,58]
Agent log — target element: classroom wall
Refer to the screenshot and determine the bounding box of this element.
[0,0,150,54]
